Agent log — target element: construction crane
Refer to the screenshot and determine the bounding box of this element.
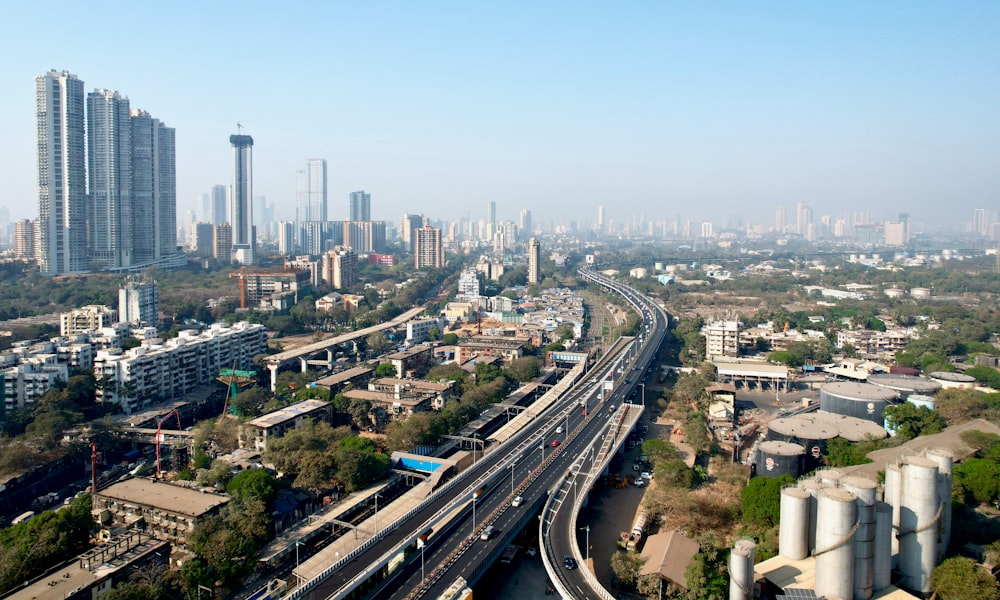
[155,409,182,480]
[217,367,257,417]
[228,265,307,309]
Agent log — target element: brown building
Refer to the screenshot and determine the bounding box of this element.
[383,345,434,378]
[457,335,531,364]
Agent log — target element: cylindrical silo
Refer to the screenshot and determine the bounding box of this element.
[779,487,811,559]
[820,382,897,424]
[799,478,829,554]
[874,502,893,592]
[729,539,756,600]
[924,448,954,560]
[842,475,877,600]
[815,488,858,600]
[884,462,901,564]
[899,457,939,595]
[767,415,839,471]
[816,467,843,487]
[755,441,806,479]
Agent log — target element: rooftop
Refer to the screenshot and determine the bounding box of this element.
[96,478,229,517]
[755,553,917,600]
[248,399,330,429]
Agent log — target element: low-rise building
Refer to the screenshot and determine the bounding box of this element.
[383,345,434,378]
[313,366,375,395]
[60,305,119,336]
[243,399,333,451]
[93,479,229,549]
[2,357,68,412]
[406,317,444,345]
[457,335,531,364]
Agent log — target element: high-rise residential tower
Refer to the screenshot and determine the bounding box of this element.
[211,184,227,225]
[36,70,87,275]
[130,108,176,264]
[230,134,254,264]
[597,205,605,232]
[414,226,443,269]
[350,191,371,222]
[87,89,132,269]
[520,209,532,240]
[296,159,327,223]
[487,201,496,241]
[528,237,540,284]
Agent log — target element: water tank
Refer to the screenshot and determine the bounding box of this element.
[867,373,941,396]
[924,448,954,561]
[815,488,858,600]
[729,539,756,600]
[873,501,893,592]
[820,382,897,424]
[767,415,838,470]
[799,478,829,554]
[884,462,902,563]
[928,371,976,390]
[779,487,811,560]
[910,287,931,299]
[906,394,936,410]
[841,476,877,600]
[899,457,939,595]
[755,441,806,479]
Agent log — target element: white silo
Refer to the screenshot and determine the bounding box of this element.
[729,539,756,600]
[841,475,878,600]
[816,467,844,487]
[779,486,812,559]
[815,488,858,600]
[899,457,939,595]
[884,462,901,564]
[799,478,829,554]
[924,448,954,560]
[873,501,893,592]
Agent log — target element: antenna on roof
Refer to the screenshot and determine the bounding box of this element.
[237,122,243,134]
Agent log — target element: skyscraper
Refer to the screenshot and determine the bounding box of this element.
[36,70,87,275]
[528,237,540,284]
[487,201,496,241]
[796,202,813,236]
[118,275,158,327]
[350,191,371,222]
[296,159,327,223]
[211,184,227,225]
[775,206,786,232]
[520,209,532,240]
[230,134,254,264]
[87,89,132,269]
[130,108,176,264]
[597,205,605,232]
[14,219,34,260]
[414,226,443,269]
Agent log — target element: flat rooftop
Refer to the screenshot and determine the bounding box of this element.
[755,554,916,600]
[96,478,229,517]
[248,399,330,429]
[313,366,374,387]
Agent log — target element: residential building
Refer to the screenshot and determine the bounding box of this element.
[243,271,312,313]
[277,220,296,255]
[400,213,427,252]
[296,159,327,223]
[528,237,541,284]
[14,219,35,260]
[3,358,68,412]
[519,209,532,240]
[382,345,434,378]
[214,222,233,262]
[94,321,266,414]
[414,226,443,269]
[285,255,321,287]
[703,320,740,359]
[457,269,481,298]
[343,220,386,252]
[406,317,444,345]
[119,276,158,327]
[210,184,227,225]
[36,70,87,275]
[61,305,119,336]
[87,89,132,269]
[243,399,333,451]
[230,134,254,264]
[457,336,531,364]
[323,246,358,289]
[188,222,214,257]
[349,190,371,221]
[93,479,228,549]
[129,108,176,265]
[367,253,395,267]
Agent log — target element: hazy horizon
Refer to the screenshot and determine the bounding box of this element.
[2,2,998,231]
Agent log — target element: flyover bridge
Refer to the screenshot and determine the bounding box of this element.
[264,306,426,391]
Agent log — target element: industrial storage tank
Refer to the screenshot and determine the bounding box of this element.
[907,395,936,410]
[899,457,939,595]
[867,373,941,396]
[778,487,811,560]
[820,382,898,424]
[755,441,806,479]
[928,371,976,390]
[767,415,838,469]
[814,488,858,600]
[841,475,878,600]
[811,412,888,442]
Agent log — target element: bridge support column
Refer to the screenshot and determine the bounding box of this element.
[300,357,309,373]
[268,363,279,392]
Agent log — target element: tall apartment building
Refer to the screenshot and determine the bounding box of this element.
[87,89,132,269]
[229,134,254,264]
[277,220,296,255]
[457,269,481,298]
[119,276,159,327]
[520,209,532,240]
[210,184,227,225]
[214,222,233,262]
[349,191,371,221]
[188,222,214,257]
[296,159,327,223]
[703,320,740,359]
[796,202,813,236]
[344,220,386,252]
[528,237,541,284]
[414,226,443,269]
[14,219,34,260]
[61,305,119,336]
[130,109,176,263]
[36,70,88,275]
[323,246,358,289]
[400,213,428,252]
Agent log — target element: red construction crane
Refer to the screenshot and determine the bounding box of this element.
[228,265,306,309]
[155,409,182,479]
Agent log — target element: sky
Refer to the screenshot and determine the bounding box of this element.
[2,1,998,231]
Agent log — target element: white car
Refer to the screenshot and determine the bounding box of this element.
[640,471,651,480]
[556,426,563,434]
[512,495,524,508]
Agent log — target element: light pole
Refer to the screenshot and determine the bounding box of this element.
[580,525,590,562]
[511,460,517,495]
[538,444,545,469]
[639,383,645,406]
[472,493,477,537]
[374,493,380,532]
[295,539,302,574]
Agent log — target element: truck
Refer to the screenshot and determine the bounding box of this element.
[500,544,520,564]
[625,512,646,552]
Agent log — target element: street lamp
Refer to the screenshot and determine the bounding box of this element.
[639,383,645,407]
[538,444,545,469]
[511,460,518,495]
[295,539,303,574]
[472,493,477,536]
[580,525,590,562]
[374,493,381,532]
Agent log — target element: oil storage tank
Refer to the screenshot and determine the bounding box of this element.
[767,415,839,470]
[755,441,806,479]
[820,382,897,424]
[810,412,888,442]
[867,373,941,396]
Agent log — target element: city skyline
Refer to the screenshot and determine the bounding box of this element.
[3,3,999,232]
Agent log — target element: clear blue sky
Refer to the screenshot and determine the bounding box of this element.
[2,1,998,231]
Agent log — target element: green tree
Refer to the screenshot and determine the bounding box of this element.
[442,332,459,345]
[375,362,398,377]
[226,468,279,506]
[656,459,694,489]
[883,403,945,440]
[610,550,644,590]
[474,361,504,385]
[825,437,874,467]
[931,556,1000,600]
[741,474,794,530]
[642,439,680,466]
[954,458,1000,506]
[507,356,540,383]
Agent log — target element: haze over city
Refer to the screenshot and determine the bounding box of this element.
[1,1,998,230]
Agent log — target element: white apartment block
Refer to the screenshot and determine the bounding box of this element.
[704,320,740,359]
[406,317,444,345]
[3,357,69,412]
[94,322,266,414]
[61,305,119,336]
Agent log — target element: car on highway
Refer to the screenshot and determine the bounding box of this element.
[551,439,561,447]
[511,495,523,508]
[480,525,495,541]
[563,555,578,570]
[556,426,563,434]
